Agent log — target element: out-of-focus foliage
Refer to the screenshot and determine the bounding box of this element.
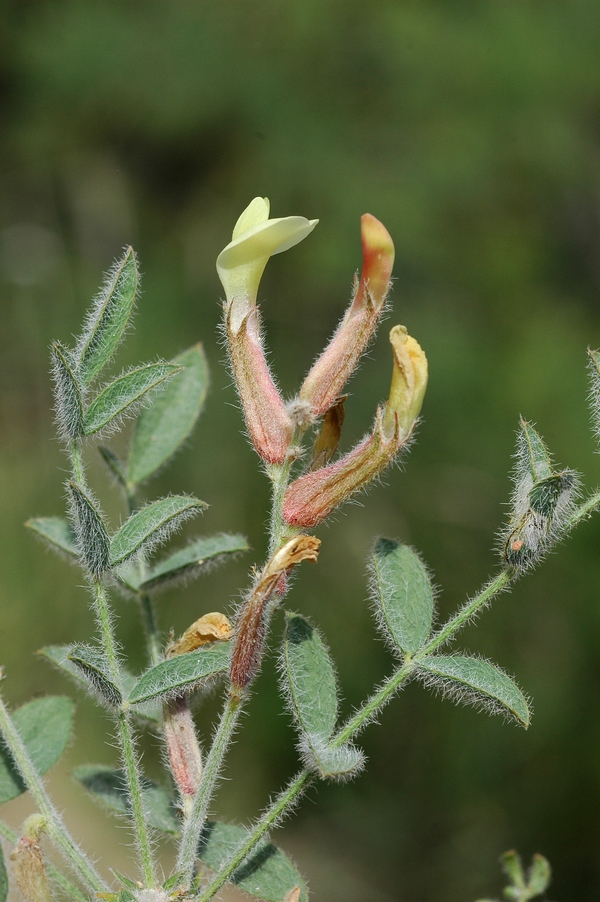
[1,2,600,899]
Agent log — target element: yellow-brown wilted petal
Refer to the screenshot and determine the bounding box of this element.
[167,612,233,657]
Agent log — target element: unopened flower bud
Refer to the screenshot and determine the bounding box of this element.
[10,816,51,902]
[284,326,427,528]
[164,613,233,813]
[163,695,203,815]
[382,325,428,441]
[217,198,317,464]
[299,214,395,417]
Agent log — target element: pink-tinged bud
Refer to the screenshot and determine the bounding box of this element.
[163,696,203,814]
[284,326,427,528]
[227,304,293,464]
[298,214,395,418]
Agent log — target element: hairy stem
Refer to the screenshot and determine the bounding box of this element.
[568,489,600,529]
[0,693,104,894]
[195,770,314,901]
[193,569,519,899]
[416,569,514,659]
[176,693,243,884]
[93,580,157,888]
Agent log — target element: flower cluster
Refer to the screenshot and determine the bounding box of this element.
[217,198,428,528]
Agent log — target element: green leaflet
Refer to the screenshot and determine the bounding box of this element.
[68,482,110,576]
[519,420,552,482]
[68,645,122,707]
[128,644,230,704]
[282,614,362,779]
[283,614,338,742]
[73,765,179,835]
[39,645,160,726]
[417,654,530,727]
[0,697,74,804]
[74,247,139,386]
[128,343,209,486]
[198,821,308,902]
[51,342,84,439]
[109,495,206,567]
[83,363,180,435]
[118,533,249,593]
[370,539,434,655]
[25,517,78,559]
[526,854,552,895]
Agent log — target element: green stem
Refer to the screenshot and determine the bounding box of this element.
[334,660,416,746]
[193,570,518,899]
[415,569,514,659]
[70,440,85,485]
[93,580,156,888]
[139,592,162,666]
[0,693,104,894]
[176,694,242,884]
[568,489,600,529]
[195,770,314,901]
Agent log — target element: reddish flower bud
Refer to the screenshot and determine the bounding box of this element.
[163,696,203,814]
[298,214,395,418]
[226,304,293,464]
[284,326,427,528]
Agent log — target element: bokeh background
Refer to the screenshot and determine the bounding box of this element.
[1,2,600,899]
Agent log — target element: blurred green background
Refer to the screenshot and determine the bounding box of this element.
[1,1,600,899]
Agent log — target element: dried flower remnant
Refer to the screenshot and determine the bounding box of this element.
[284,326,428,528]
[230,536,321,692]
[166,611,233,657]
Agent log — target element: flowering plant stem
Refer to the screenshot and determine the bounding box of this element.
[192,563,516,899]
[70,440,157,889]
[178,439,304,887]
